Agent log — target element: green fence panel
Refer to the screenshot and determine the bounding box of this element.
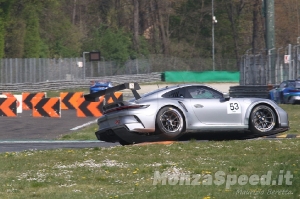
[163,71,240,82]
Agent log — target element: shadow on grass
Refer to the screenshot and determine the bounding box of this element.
[177,128,289,142]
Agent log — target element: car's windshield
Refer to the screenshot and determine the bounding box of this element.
[295,81,300,88]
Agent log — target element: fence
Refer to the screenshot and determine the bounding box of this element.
[0,58,83,84]
[240,44,300,85]
[0,55,237,84]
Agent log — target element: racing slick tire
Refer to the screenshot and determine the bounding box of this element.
[249,105,276,134]
[156,106,185,139]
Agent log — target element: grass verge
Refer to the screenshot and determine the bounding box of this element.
[58,124,98,140]
[0,140,299,198]
[280,105,300,135]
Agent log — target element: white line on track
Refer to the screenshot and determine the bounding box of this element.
[70,119,98,131]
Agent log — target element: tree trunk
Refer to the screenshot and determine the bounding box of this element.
[133,0,139,52]
[252,0,259,54]
[226,3,239,68]
[154,0,169,54]
[72,0,76,25]
[224,0,247,69]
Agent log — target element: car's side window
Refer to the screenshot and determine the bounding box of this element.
[187,86,222,99]
[288,81,295,88]
[279,82,287,88]
[162,88,185,98]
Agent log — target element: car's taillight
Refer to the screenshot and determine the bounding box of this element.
[104,105,149,114]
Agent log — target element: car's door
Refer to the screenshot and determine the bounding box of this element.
[277,81,288,103]
[186,86,242,125]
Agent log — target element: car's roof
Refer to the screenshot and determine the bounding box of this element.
[153,84,215,91]
[283,80,300,82]
[140,84,222,98]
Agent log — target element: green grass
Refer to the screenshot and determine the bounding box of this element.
[0,140,299,198]
[280,105,300,135]
[1,103,300,198]
[58,124,98,140]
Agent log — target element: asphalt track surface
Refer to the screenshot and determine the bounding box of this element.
[0,110,96,140]
[0,110,115,152]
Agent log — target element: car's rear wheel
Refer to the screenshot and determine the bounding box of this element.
[156,106,185,139]
[250,105,276,134]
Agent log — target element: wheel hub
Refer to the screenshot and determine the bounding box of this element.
[160,109,181,133]
[252,107,276,132]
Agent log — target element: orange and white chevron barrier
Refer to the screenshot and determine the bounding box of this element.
[60,92,83,110]
[3,92,22,113]
[31,97,61,118]
[76,97,104,117]
[22,92,46,110]
[0,98,17,117]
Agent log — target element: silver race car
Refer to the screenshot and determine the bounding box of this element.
[84,83,289,145]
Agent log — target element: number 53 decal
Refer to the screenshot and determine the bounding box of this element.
[227,101,241,114]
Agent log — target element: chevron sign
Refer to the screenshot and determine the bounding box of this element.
[0,98,17,117]
[76,97,104,117]
[32,97,61,118]
[60,92,83,110]
[22,92,46,110]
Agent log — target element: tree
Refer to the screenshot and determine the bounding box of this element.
[0,0,14,58]
[168,0,211,58]
[5,18,26,58]
[252,0,260,54]
[23,4,41,58]
[133,0,139,52]
[223,0,246,65]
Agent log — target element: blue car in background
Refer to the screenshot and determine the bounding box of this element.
[90,81,113,93]
[269,80,300,104]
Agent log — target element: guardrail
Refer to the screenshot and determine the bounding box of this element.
[0,72,162,93]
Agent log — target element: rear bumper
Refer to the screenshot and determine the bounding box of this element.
[95,129,120,142]
[290,96,300,104]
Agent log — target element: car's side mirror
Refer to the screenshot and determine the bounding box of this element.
[223,92,230,101]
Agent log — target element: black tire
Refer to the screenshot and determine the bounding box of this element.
[156,106,185,139]
[250,105,276,134]
[289,97,295,105]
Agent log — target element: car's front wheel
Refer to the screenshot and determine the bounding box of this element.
[156,106,185,139]
[250,105,276,134]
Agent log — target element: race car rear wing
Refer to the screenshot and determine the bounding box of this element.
[84,82,141,102]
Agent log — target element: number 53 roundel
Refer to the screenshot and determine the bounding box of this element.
[227,101,241,114]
